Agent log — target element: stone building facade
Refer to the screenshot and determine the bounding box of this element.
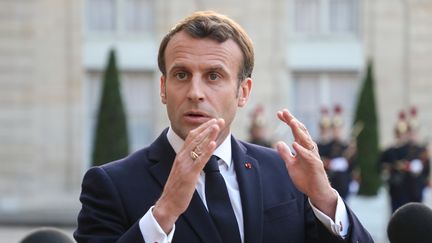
[0,0,83,223]
[0,0,431,223]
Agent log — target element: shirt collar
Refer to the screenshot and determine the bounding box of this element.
[166,127,232,168]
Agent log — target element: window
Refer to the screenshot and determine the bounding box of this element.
[121,72,155,150]
[124,0,154,32]
[86,0,116,32]
[294,0,319,33]
[85,71,155,160]
[86,0,155,34]
[293,72,359,140]
[329,0,358,33]
[293,0,358,36]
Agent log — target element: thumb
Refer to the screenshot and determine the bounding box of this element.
[276,141,295,167]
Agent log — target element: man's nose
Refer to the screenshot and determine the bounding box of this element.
[187,76,205,101]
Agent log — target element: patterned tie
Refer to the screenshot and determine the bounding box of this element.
[204,155,241,243]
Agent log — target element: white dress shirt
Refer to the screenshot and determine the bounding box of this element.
[139,128,350,243]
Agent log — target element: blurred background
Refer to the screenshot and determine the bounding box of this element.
[0,0,431,242]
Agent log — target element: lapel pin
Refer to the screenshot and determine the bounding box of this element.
[244,162,252,169]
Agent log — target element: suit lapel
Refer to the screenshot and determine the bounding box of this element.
[231,137,263,243]
[148,129,222,243]
[148,129,176,187]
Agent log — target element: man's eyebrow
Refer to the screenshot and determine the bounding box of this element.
[168,64,229,73]
[207,64,228,73]
[167,63,188,73]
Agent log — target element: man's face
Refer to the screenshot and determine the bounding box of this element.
[160,31,252,143]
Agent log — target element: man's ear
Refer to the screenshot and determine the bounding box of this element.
[237,78,252,107]
[160,75,167,104]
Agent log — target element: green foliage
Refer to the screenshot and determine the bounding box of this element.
[92,49,129,166]
[353,60,381,196]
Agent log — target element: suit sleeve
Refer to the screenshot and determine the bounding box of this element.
[344,205,375,243]
[314,209,374,243]
[304,195,374,243]
[74,167,145,243]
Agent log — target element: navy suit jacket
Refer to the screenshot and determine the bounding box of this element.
[75,129,373,243]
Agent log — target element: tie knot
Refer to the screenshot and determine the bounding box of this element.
[204,155,220,173]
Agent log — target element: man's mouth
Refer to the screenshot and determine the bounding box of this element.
[185,110,209,117]
[184,111,211,123]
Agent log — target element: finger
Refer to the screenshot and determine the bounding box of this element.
[183,129,217,165]
[277,109,311,146]
[295,131,316,152]
[276,141,295,167]
[194,140,218,172]
[193,119,225,169]
[277,109,302,135]
[285,112,314,148]
[196,121,223,151]
[193,125,221,170]
[277,110,286,122]
[184,119,217,144]
[292,142,318,161]
[277,109,301,142]
[185,119,225,170]
[215,118,225,128]
[292,121,308,142]
[183,119,221,152]
[188,118,225,146]
[173,123,219,169]
[277,109,294,124]
[194,118,225,150]
[286,116,308,139]
[297,121,311,137]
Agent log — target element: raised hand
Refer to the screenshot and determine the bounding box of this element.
[276,109,337,219]
[153,118,225,233]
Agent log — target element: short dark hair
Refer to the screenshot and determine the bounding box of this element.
[157,11,254,83]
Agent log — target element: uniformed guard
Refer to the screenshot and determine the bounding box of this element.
[317,107,332,169]
[326,105,352,200]
[380,110,409,212]
[404,107,430,203]
[248,105,272,148]
[382,108,430,212]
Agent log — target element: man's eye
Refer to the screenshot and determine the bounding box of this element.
[175,72,188,80]
[208,72,220,81]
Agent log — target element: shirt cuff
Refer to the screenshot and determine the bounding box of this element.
[308,190,350,238]
[139,206,176,243]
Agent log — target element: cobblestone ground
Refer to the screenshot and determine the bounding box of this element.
[1,187,431,243]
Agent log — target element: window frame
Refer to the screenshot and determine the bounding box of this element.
[291,0,359,38]
[85,0,155,36]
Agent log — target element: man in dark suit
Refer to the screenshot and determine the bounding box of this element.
[74,11,373,243]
